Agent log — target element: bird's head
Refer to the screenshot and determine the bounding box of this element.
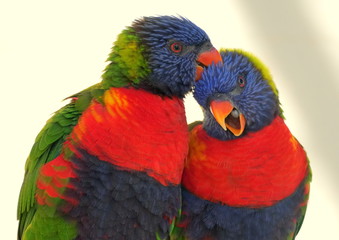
[102,16,222,98]
[194,49,282,140]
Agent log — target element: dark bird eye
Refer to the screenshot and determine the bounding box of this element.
[170,42,183,53]
[237,75,246,88]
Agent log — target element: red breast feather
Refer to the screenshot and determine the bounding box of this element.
[183,116,308,207]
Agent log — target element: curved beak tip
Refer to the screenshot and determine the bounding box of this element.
[195,47,222,81]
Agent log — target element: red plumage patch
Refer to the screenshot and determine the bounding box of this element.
[69,87,189,186]
[36,155,78,206]
[182,117,309,207]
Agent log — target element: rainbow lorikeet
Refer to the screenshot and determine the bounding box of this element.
[176,49,311,240]
[17,16,222,240]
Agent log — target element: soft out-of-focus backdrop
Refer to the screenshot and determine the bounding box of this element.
[1,0,338,239]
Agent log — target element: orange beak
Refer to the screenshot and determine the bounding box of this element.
[195,47,222,81]
[209,100,246,136]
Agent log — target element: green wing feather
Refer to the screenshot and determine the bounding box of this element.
[17,83,104,239]
[17,102,80,239]
[169,211,186,240]
[17,27,150,239]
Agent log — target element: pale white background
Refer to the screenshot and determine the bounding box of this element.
[1,0,338,239]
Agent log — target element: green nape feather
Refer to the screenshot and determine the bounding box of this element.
[220,48,284,118]
[101,27,151,89]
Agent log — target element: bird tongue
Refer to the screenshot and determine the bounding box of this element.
[225,109,241,130]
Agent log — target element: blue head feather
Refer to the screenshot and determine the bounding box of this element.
[194,50,280,140]
[132,16,212,97]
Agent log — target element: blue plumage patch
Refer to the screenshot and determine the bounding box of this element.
[193,51,280,140]
[181,179,307,240]
[65,150,181,240]
[133,16,209,47]
[132,16,212,98]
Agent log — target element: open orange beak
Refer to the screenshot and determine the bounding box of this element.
[209,100,246,136]
[195,47,222,81]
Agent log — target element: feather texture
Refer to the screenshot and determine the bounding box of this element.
[18,16,220,239]
[174,49,311,240]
